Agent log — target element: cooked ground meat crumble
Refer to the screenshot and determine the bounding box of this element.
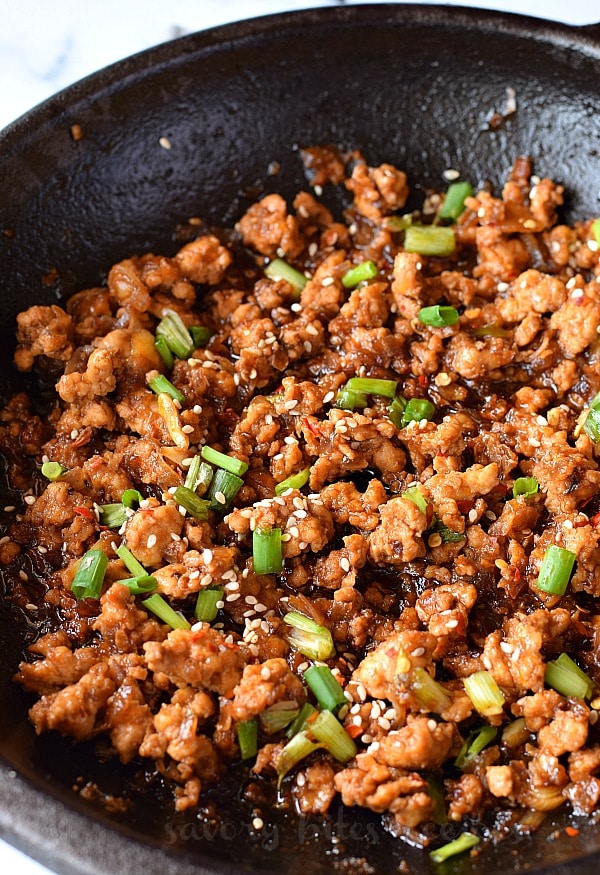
[4,149,600,856]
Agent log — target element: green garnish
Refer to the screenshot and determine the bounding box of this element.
[41,461,68,481]
[545,653,593,700]
[142,593,191,630]
[388,394,408,428]
[156,310,194,359]
[345,377,398,398]
[438,181,473,221]
[207,468,244,511]
[309,710,357,763]
[412,666,452,715]
[189,325,212,348]
[341,260,378,289]
[512,477,539,500]
[303,664,346,712]
[259,702,300,734]
[253,527,283,575]
[429,832,480,864]
[173,485,211,520]
[71,549,108,600]
[401,398,436,427]
[401,485,428,515]
[404,225,456,257]
[284,613,335,661]
[265,258,308,293]
[417,305,459,327]
[275,467,310,496]
[154,335,174,369]
[194,585,225,623]
[536,544,576,596]
[236,719,258,760]
[148,374,184,404]
[200,445,248,477]
[116,543,147,577]
[286,702,318,739]
[276,731,322,786]
[334,387,368,410]
[184,456,214,495]
[455,725,497,769]
[98,503,127,529]
[463,670,505,717]
[121,488,143,510]
[118,574,158,596]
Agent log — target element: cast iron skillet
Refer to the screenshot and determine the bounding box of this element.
[1,5,600,874]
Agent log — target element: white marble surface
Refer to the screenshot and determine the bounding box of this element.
[0,1,597,873]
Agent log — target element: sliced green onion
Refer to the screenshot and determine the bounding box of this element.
[173,485,210,520]
[424,774,448,825]
[253,527,283,575]
[156,310,194,359]
[304,664,346,711]
[345,377,398,398]
[401,398,436,427]
[455,725,497,769]
[341,260,378,289]
[536,544,576,596]
[275,467,310,496]
[418,305,459,327]
[98,503,127,529]
[402,485,428,515]
[583,407,600,443]
[591,218,600,246]
[207,468,244,511]
[116,543,147,577]
[286,702,318,739]
[412,666,453,715]
[194,585,224,623]
[148,374,184,404]
[118,574,158,596]
[276,730,322,786]
[429,832,479,864]
[388,394,407,428]
[284,613,335,662]
[189,325,212,348]
[309,709,357,763]
[334,387,368,411]
[545,653,593,700]
[386,214,413,231]
[439,181,473,221]
[200,445,248,477]
[142,593,191,630]
[41,461,68,481]
[513,477,539,500]
[236,719,258,760]
[501,717,529,748]
[121,488,143,510]
[430,519,465,543]
[473,322,510,338]
[265,258,308,293]
[404,225,456,257]
[259,702,300,735]
[463,670,505,717]
[71,549,108,600]
[154,335,174,369]
[184,456,213,495]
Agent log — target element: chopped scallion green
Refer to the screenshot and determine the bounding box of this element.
[513,477,539,500]
[41,461,68,481]
[200,445,248,477]
[71,549,108,600]
[156,310,194,359]
[473,323,510,338]
[236,719,258,760]
[304,664,346,711]
[116,543,147,578]
[194,585,224,623]
[418,305,459,327]
[545,653,593,700]
[148,374,184,404]
[275,467,310,496]
[402,485,428,515]
[276,730,322,786]
[286,702,318,739]
[536,544,576,596]
[386,214,413,231]
[142,593,191,630]
[173,485,211,520]
[430,518,465,543]
[309,709,357,763]
[118,574,158,596]
[189,325,212,348]
[265,258,308,294]
[591,218,600,246]
[334,387,368,411]
[388,394,407,428]
[501,717,529,748]
[121,488,143,510]
[154,335,174,369]
[341,260,378,289]
[401,398,436,427]
[439,181,473,221]
[259,702,300,734]
[404,225,456,257]
[429,832,479,864]
[98,503,127,529]
[412,666,452,715]
[345,377,398,398]
[463,670,505,717]
[207,468,244,511]
[455,725,497,769]
[584,407,600,443]
[253,527,283,575]
[284,613,335,662]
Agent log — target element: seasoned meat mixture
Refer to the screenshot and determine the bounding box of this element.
[5,149,600,857]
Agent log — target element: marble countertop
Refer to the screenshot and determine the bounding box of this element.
[1,1,597,873]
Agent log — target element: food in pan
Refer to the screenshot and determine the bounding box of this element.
[4,149,600,862]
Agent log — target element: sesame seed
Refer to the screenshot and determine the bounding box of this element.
[411,646,426,657]
[384,709,396,721]
[25,603,37,611]
[303,341,312,353]
[226,593,241,602]
[193,404,203,414]
[3,506,15,513]
[427,719,438,732]
[260,666,271,680]
[181,424,194,434]
[340,558,351,573]
[357,684,367,702]
[225,581,240,592]
[159,136,172,149]
[200,573,213,586]
[308,242,318,256]
[297,661,309,672]
[24,495,36,505]
[529,439,541,448]
[313,184,323,196]
[147,534,157,549]
[378,717,391,730]
[281,533,292,542]
[19,570,28,581]
[352,715,363,727]
[202,548,213,564]
[189,570,201,580]
[298,541,308,550]
[252,817,264,831]
[296,772,306,787]
[215,491,226,504]
[482,656,492,670]
[361,734,373,744]
[370,703,381,719]
[468,509,478,524]
[588,240,599,252]
[284,399,298,410]
[291,303,302,313]
[446,619,459,630]
[323,391,335,404]
[590,711,599,725]
[182,457,194,467]
[306,324,319,336]
[321,276,335,287]
[443,168,460,181]
[246,595,258,605]
[497,282,509,293]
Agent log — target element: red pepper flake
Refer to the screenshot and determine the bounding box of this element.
[346,723,363,739]
[591,512,600,527]
[417,375,428,388]
[302,416,320,437]
[565,827,579,838]
[74,506,95,520]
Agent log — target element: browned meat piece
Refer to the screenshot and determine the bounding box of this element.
[16,641,105,695]
[495,269,567,321]
[237,193,303,258]
[93,583,167,653]
[143,626,246,695]
[174,235,232,285]
[568,746,600,783]
[537,699,589,757]
[423,463,499,533]
[122,501,184,568]
[512,689,564,731]
[229,658,306,723]
[368,495,427,565]
[351,628,437,704]
[334,752,432,828]
[15,305,74,371]
[415,583,477,639]
[293,762,337,815]
[106,677,154,763]
[319,479,386,531]
[56,348,117,403]
[446,773,485,821]
[153,546,239,599]
[345,162,409,221]
[29,662,116,740]
[376,716,454,771]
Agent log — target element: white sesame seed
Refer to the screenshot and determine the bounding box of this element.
[308,242,318,256]
[146,534,157,549]
[340,558,351,573]
[193,404,203,414]
[446,619,459,629]
[361,734,373,744]
[25,603,37,611]
[482,656,492,670]
[303,341,312,353]
[3,506,15,513]
[260,666,271,680]
[24,495,36,505]
[181,424,194,434]
[281,533,292,542]
[590,711,599,725]
[159,136,172,149]
[313,184,323,196]
[215,491,226,504]
[443,168,460,181]
[202,548,213,564]
[226,593,241,602]
[323,391,335,404]
[246,595,258,605]
[19,570,28,581]
[370,703,381,719]
[296,773,306,787]
[427,719,438,733]
[357,684,367,702]
[352,715,363,727]
[291,303,302,313]
[468,508,478,524]
[182,457,194,467]
[588,240,599,252]
[189,569,201,580]
[411,646,426,657]
[200,573,213,586]
[252,817,264,830]
[297,661,309,672]
[284,399,298,410]
[378,717,391,730]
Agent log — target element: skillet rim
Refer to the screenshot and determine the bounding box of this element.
[1,4,600,874]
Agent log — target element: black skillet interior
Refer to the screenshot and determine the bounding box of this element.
[1,5,600,874]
